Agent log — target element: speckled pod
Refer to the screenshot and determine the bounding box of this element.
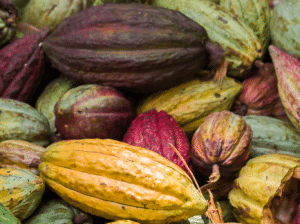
[0,168,45,221]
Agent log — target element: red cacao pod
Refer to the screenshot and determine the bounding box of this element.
[0,27,50,102]
[191,111,252,182]
[231,62,288,121]
[123,109,193,175]
[42,3,208,93]
[55,84,135,140]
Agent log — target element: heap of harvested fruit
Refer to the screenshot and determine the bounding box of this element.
[1,0,300,223]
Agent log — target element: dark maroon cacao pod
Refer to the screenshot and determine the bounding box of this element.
[0,27,50,102]
[123,109,193,176]
[55,84,135,140]
[42,3,208,93]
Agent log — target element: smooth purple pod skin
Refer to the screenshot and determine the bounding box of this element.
[54,84,135,140]
[123,109,193,176]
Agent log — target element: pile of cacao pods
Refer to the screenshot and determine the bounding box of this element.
[1,0,300,223]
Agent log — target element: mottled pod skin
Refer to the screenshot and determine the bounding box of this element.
[123,109,192,176]
[55,84,135,140]
[42,3,208,93]
[269,45,300,131]
[191,111,252,182]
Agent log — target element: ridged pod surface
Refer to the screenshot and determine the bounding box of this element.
[244,115,300,158]
[38,139,208,223]
[269,45,300,131]
[42,3,209,93]
[270,0,300,59]
[137,76,243,137]
[150,0,263,77]
[219,0,271,52]
[0,168,45,221]
[0,98,50,146]
[123,109,192,175]
[0,140,45,175]
[228,154,300,223]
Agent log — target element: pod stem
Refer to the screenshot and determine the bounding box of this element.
[169,143,201,192]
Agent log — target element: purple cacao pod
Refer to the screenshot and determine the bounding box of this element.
[0,27,50,102]
[123,109,193,176]
[55,84,135,140]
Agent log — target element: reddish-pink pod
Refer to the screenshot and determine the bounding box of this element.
[123,109,193,175]
[55,84,135,140]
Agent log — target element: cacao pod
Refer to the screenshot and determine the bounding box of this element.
[0,139,45,175]
[38,139,208,223]
[137,76,243,138]
[0,168,45,221]
[219,0,271,52]
[0,27,50,102]
[191,111,252,182]
[22,0,103,31]
[23,199,93,224]
[270,0,300,59]
[231,62,288,121]
[0,7,17,47]
[54,84,135,140]
[0,98,51,146]
[35,76,79,135]
[228,153,300,224]
[123,109,192,175]
[106,221,140,224]
[269,45,300,131]
[244,115,300,158]
[150,0,263,77]
[42,3,209,93]
[0,203,21,224]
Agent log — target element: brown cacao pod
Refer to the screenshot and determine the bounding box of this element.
[123,109,193,176]
[228,153,300,224]
[38,139,208,223]
[42,3,209,93]
[191,111,252,182]
[54,84,135,140]
[0,139,45,175]
[0,27,50,102]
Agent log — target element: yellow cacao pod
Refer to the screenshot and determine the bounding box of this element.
[228,153,300,223]
[137,76,243,137]
[38,139,208,224]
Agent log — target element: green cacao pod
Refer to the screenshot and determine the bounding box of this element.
[219,0,271,52]
[137,76,243,138]
[228,153,300,223]
[270,0,300,59]
[150,0,263,77]
[0,98,50,146]
[42,3,209,93]
[35,76,79,135]
[0,168,45,221]
[244,115,300,158]
[0,203,21,224]
[38,139,208,224]
[24,199,93,224]
[22,0,104,31]
[0,9,17,47]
